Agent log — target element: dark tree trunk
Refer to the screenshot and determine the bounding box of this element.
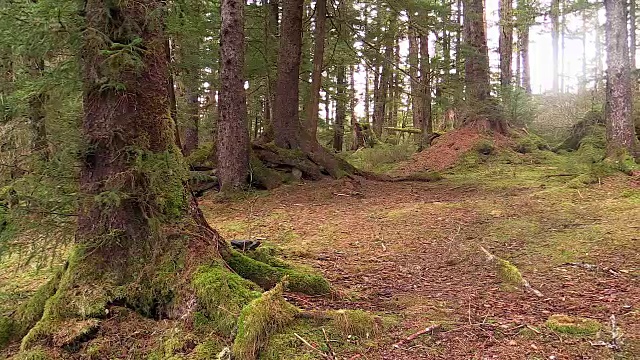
[373,36,393,137]
[334,66,346,152]
[605,0,638,157]
[499,0,513,89]
[631,0,637,75]
[182,81,200,156]
[218,0,250,190]
[419,33,433,147]
[273,0,305,149]
[258,0,279,143]
[463,0,491,104]
[28,59,48,161]
[306,0,327,140]
[551,0,560,93]
[408,25,422,134]
[520,20,531,93]
[596,17,604,92]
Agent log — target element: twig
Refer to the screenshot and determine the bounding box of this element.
[526,324,542,334]
[610,314,621,350]
[294,333,329,358]
[479,245,544,298]
[322,328,336,360]
[392,325,441,348]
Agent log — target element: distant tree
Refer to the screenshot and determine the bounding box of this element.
[499,0,513,89]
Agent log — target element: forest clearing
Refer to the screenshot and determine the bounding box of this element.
[1,0,640,358]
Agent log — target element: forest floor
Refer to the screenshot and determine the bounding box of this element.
[202,150,640,360]
[0,149,639,359]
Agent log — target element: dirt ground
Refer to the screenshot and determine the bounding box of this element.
[202,158,640,359]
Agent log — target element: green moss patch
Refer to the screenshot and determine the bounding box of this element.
[227,250,330,295]
[545,314,601,336]
[232,283,299,360]
[331,309,381,339]
[497,259,524,286]
[192,263,261,336]
[0,315,13,349]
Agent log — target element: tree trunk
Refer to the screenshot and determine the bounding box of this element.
[560,0,565,93]
[605,0,638,157]
[334,66,346,152]
[581,8,588,92]
[463,0,491,104]
[182,81,200,156]
[273,0,305,149]
[28,58,49,161]
[419,33,433,147]
[408,25,422,134]
[518,0,531,94]
[259,0,279,143]
[373,31,394,137]
[306,0,327,140]
[551,0,560,93]
[218,0,250,190]
[499,0,513,89]
[596,16,604,92]
[631,0,637,76]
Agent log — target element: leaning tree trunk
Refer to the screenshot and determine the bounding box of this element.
[218,0,250,190]
[605,0,638,158]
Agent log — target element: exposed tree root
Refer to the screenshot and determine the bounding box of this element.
[252,141,442,188]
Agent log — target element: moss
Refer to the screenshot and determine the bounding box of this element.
[147,327,200,360]
[473,139,495,155]
[0,315,13,349]
[227,251,330,295]
[497,259,524,286]
[545,314,601,336]
[331,310,380,338]
[245,247,291,269]
[232,283,298,360]
[188,340,224,360]
[7,266,65,347]
[515,134,548,154]
[185,142,215,168]
[249,155,286,190]
[566,174,598,189]
[14,347,51,360]
[192,263,261,336]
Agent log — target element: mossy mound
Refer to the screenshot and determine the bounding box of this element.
[545,314,601,336]
[232,283,298,360]
[331,309,381,338]
[514,134,549,154]
[227,250,330,295]
[192,263,262,336]
[497,259,524,286]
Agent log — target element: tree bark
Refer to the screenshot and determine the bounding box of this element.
[419,33,433,147]
[28,58,49,161]
[551,0,560,93]
[518,0,531,94]
[273,0,305,149]
[259,0,279,143]
[605,0,638,157]
[631,0,637,75]
[499,0,513,89]
[182,80,200,156]
[596,16,604,92]
[463,0,491,104]
[334,66,346,152]
[306,0,327,140]
[373,23,394,137]
[408,25,422,133]
[218,0,250,190]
